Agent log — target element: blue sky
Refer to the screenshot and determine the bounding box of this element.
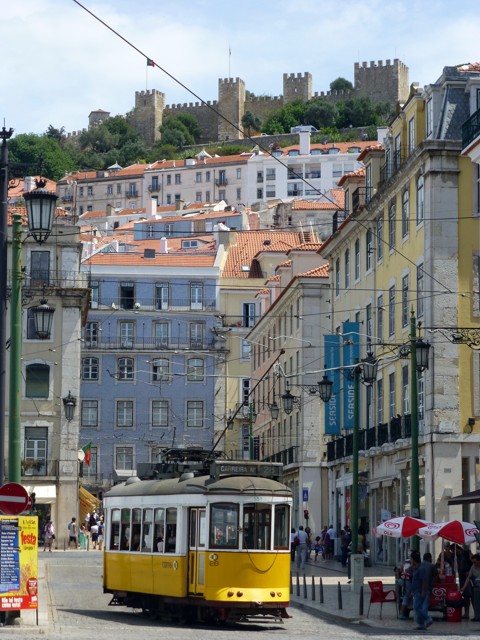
[2,0,480,136]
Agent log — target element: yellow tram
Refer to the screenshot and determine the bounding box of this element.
[102,460,292,623]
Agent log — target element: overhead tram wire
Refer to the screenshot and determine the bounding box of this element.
[72,1,473,310]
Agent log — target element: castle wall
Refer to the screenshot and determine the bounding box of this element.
[74,60,408,149]
[354,58,409,105]
[163,101,219,143]
[126,89,165,147]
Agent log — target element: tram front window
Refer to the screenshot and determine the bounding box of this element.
[274,504,290,549]
[243,504,271,550]
[210,503,239,548]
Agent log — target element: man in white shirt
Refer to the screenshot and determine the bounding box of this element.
[295,526,309,571]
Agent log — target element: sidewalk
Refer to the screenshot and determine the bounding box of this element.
[289,557,480,633]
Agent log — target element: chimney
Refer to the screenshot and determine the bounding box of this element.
[160,237,169,254]
[175,199,185,211]
[24,176,36,192]
[148,198,157,219]
[299,130,311,155]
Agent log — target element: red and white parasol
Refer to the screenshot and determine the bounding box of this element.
[376,516,430,538]
[418,520,479,545]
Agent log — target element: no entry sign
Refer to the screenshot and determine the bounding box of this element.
[0,483,30,515]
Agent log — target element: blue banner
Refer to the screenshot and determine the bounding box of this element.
[324,334,341,435]
[342,322,360,429]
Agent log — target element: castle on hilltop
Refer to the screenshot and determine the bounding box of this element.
[67,59,409,147]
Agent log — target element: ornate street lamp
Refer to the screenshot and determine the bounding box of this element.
[415,337,431,372]
[63,391,77,422]
[281,382,300,415]
[318,374,334,404]
[30,298,55,339]
[361,351,378,384]
[23,178,58,244]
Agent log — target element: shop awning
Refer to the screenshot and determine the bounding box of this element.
[448,489,480,506]
[79,485,101,523]
[24,484,56,504]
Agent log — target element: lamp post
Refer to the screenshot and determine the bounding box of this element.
[248,403,257,460]
[0,127,14,484]
[7,179,57,483]
[409,311,430,550]
[63,391,77,423]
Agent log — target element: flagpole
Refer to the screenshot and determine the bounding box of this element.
[229,45,231,77]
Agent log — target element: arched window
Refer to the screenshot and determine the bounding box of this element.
[416,176,424,224]
[344,249,350,289]
[402,189,410,238]
[335,258,340,296]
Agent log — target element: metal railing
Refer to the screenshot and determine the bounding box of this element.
[19,269,89,289]
[462,107,480,149]
[352,187,373,213]
[21,458,59,477]
[325,414,414,462]
[83,338,215,351]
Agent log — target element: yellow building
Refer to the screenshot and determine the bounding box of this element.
[320,64,480,565]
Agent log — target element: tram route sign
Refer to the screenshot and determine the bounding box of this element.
[210,461,283,480]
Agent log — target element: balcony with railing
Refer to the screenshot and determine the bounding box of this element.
[148,184,161,192]
[325,414,413,462]
[125,190,139,198]
[351,187,373,213]
[17,269,89,290]
[215,178,228,186]
[21,458,59,478]
[462,107,480,162]
[379,148,404,186]
[83,337,215,351]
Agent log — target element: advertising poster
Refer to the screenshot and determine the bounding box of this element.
[0,516,38,611]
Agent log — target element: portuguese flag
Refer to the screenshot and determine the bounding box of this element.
[82,442,92,466]
[147,58,155,67]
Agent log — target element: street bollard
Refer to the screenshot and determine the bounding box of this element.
[359,585,364,616]
[311,576,316,601]
[296,572,300,597]
[303,573,308,598]
[337,581,343,610]
[319,577,324,603]
[290,572,293,595]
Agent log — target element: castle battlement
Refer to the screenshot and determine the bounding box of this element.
[219,77,242,85]
[283,72,310,79]
[135,89,166,98]
[313,89,352,99]
[247,95,281,102]
[165,100,218,110]
[354,58,406,71]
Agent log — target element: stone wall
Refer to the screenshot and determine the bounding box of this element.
[354,58,409,105]
[126,90,165,147]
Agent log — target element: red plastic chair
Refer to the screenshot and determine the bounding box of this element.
[367,580,398,618]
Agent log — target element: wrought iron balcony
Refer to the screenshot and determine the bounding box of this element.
[463,107,480,149]
[125,190,139,198]
[83,337,213,351]
[148,184,161,192]
[21,458,59,477]
[215,179,228,186]
[351,187,373,213]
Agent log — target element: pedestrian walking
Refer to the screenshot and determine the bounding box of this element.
[67,516,78,550]
[43,520,55,552]
[295,525,308,572]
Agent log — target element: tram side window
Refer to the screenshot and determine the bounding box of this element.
[131,508,142,551]
[165,507,177,553]
[243,504,271,550]
[120,508,131,550]
[153,508,165,552]
[274,504,290,549]
[210,503,239,549]
[110,509,121,550]
[142,508,154,552]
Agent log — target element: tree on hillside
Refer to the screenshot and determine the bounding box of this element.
[304,100,338,129]
[336,96,387,128]
[9,134,77,181]
[263,100,307,134]
[45,125,66,144]
[241,111,262,137]
[160,114,201,147]
[330,77,354,92]
[175,113,201,142]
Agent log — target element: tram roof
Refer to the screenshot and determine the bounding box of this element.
[104,473,291,499]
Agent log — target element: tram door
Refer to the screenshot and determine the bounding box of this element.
[188,507,206,595]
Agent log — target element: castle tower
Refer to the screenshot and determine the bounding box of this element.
[88,109,110,129]
[218,77,245,140]
[283,72,312,104]
[354,59,409,105]
[126,90,166,147]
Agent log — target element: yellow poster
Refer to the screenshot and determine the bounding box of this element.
[0,516,38,611]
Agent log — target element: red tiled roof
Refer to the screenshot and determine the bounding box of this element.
[298,264,329,278]
[457,62,480,73]
[222,230,306,278]
[8,176,57,199]
[337,166,366,187]
[278,140,373,155]
[357,144,383,162]
[288,242,323,252]
[277,260,292,268]
[291,199,340,210]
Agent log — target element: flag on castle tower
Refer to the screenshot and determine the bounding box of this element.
[147,58,155,67]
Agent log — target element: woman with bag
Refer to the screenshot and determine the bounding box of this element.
[43,520,55,552]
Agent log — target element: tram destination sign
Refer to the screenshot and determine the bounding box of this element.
[210,461,283,480]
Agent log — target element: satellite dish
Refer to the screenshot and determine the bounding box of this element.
[77,449,86,463]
